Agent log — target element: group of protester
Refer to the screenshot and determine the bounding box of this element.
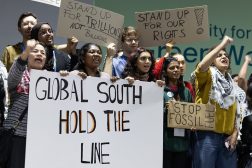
[0,11,252,168]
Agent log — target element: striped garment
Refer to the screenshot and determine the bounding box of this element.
[3,57,28,137]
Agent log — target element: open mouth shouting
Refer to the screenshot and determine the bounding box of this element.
[92,56,101,65]
[34,57,43,64]
[221,58,229,65]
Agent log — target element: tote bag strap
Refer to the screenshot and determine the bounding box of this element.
[13,106,28,129]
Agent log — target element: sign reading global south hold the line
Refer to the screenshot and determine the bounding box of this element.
[135,5,209,47]
[25,70,163,168]
[56,0,124,47]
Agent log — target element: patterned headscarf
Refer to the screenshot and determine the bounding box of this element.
[209,67,235,109]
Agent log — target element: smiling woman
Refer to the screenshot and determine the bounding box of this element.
[70,43,110,79]
[31,22,71,72]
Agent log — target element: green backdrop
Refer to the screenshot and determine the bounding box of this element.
[95,0,252,80]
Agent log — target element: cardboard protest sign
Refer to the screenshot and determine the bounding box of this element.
[25,70,163,168]
[56,0,124,47]
[31,0,61,7]
[167,101,215,130]
[135,5,209,47]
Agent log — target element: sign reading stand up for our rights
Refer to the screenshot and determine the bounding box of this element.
[135,5,209,47]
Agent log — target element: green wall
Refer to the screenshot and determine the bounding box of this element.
[95,0,252,80]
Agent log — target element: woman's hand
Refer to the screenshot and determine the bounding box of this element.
[110,76,120,83]
[156,80,165,87]
[225,128,238,151]
[165,40,175,53]
[69,70,87,79]
[125,76,135,85]
[221,35,233,46]
[244,55,252,63]
[165,99,176,108]
[59,70,69,77]
[66,36,78,55]
[77,71,87,79]
[21,39,37,61]
[106,43,116,59]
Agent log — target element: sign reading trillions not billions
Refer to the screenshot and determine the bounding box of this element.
[135,5,209,47]
[25,70,163,168]
[56,0,124,47]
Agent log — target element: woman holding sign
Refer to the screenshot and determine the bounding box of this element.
[162,56,193,168]
[192,36,239,168]
[63,43,110,79]
[122,47,155,82]
[121,47,166,88]
[3,39,47,168]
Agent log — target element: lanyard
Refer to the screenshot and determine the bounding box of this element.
[53,50,57,72]
[20,42,25,52]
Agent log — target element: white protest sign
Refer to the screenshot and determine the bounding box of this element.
[167,101,216,130]
[135,5,209,47]
[56,0,124,47]
[25,70,163,168]
[31,0,61,7]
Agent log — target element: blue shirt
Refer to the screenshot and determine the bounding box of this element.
[112,54,128,78]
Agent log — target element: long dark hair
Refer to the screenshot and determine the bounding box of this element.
[247,73,252,111]
[122,47,155,81]
[73,43,102,75]
[162,56,185,100]
[162,56,180,83]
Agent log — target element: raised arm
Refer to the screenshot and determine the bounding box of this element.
[56,36,79,55]
[198,36,233,72]
[8,40,36,90]
[238,55,251,91]
[103,43,116,76]
[153,41,174,80]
